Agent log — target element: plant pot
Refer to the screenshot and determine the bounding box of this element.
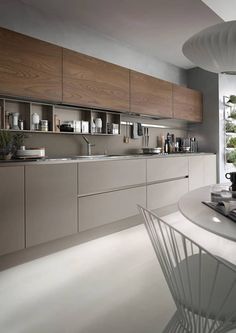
[0,152,13,160]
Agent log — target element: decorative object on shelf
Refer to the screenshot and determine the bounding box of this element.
[183,21,236,74]
[31,112,40,130]
[95,118,102,133]
[54,114,60,132]
[12,112,20,130]
[40,120,48,132]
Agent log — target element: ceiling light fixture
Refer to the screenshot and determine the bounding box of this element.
[183,20,236,74]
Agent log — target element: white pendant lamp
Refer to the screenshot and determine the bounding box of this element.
[183,20,236,74]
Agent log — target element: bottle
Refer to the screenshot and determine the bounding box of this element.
[92,120,96,134]
[95,118,102,133]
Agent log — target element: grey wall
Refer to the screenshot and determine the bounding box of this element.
[187,68,220,179]
[24,121,187,157]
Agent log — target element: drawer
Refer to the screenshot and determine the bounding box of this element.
[147,157,188,183]
[78,186,146,231]
[78,159,146,195]
[147,178,189,210]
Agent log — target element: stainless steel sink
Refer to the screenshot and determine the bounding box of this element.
[73,155,109,159]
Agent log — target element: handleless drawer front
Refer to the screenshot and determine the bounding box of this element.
[78,186,146,231]
[0,166,24,256]
[78,159,146,195]
[147,157,188,183]
[147,178,189,210]
[25,164,77,247]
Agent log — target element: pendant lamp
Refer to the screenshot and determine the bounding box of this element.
[183,20,236,74]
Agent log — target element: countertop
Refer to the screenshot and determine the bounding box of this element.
[0,152,215,167]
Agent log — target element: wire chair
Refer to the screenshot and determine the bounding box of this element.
[138,205,236,333]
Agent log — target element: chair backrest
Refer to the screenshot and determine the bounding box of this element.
[139,205,236,331]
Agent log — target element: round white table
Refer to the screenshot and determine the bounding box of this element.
[178,185,236,242]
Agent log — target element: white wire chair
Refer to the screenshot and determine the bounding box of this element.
[138,205,236,333]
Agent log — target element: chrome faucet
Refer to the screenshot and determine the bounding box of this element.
[82,135,95,156]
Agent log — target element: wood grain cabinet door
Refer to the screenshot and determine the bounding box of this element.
[173,84,203,122]
[130,70,172,117]
[25,164,77,247]
[63,49,129,111]
[0,27,62,101]
[0,166,24,256]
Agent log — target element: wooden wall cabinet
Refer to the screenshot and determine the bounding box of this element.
[0,166,24,256]
[173,84,203,122]
[130,70,172,117]
[25,164,77,247]
[63,49,129,112]
[0,27,62,102]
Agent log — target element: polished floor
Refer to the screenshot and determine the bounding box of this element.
[0,211,236,333]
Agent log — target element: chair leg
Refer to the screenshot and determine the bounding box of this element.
[162,311,189,333]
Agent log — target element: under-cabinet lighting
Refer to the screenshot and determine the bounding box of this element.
[120,121,167,128]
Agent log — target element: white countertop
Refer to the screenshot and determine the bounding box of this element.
[178,185,236,242]
[0,152,215,167]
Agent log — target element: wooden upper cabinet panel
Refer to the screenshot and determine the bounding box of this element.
[63,49,129,111]
[0,27,62,101]
[173,84,203,122]
[130,70,172,117]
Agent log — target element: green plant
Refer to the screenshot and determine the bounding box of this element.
[226,150,236,164]
[0,130,13,149]
[229,111,236,119]
[13,132,28,150]
[227,137,236,148]
[225,121,236,133]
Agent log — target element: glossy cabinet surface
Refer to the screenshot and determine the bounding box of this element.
[130,70,172,117]
[25,164,77,247]
[78,159,146,195]
[0,27,62,101]
[0,166,24,256]
[63,49,129,111]
[79,186,146,232]
[173,85,203,122]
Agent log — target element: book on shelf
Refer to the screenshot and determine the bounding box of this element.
[203,200,236,222]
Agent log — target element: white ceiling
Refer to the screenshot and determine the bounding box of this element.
[202,0,236,21]
[20,0,223,68]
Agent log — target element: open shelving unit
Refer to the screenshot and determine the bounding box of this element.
[0,96,121,136]
[224,96,236,172]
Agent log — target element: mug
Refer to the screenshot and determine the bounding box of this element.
[225,172,236,188]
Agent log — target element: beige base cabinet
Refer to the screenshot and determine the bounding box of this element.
[78,159,146,196]
[78,186,146,232]
[0,166,24,256]
[147,156,188,182]
[25,164,77,247]
[189,155,216,191]
[147,178,189,210]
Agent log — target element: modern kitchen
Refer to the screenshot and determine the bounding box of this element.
[1,1,236,333]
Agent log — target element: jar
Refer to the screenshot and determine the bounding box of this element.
[40,120,48,132]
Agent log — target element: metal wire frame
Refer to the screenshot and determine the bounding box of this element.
[138,205,236,333]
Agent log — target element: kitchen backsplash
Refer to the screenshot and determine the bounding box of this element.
[23,117,188,157]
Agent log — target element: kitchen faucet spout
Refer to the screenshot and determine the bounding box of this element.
[82,135,95,156]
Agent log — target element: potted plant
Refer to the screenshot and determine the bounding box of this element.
[0,131,14,160]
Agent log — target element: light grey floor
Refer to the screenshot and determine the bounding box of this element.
[1,211,236,333]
